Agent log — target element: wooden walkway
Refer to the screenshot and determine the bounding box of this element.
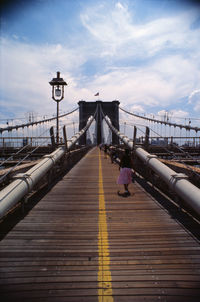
[0,147,200,301]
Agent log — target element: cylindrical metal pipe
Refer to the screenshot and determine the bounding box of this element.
[0,147,65,218]
[103,115,200,216]
[0,114,96,219]
[135,147,200,214]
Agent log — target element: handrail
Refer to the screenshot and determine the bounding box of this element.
[102,110,200,216]
[0,113,96,219]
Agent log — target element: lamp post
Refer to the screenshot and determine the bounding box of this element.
[49,71,67,144]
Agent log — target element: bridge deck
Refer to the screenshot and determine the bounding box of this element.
[0,147,200,301]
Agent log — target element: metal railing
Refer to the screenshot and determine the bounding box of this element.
[101,108,200,217]
[0,113,96,219]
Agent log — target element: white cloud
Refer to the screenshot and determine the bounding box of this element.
[188,90,200,113]
[78,2,200,117]
[1,1,200,122]
[83,55,200,110]
[188,89,200,102]
[1,31,200,120]
[80,2,200,59]
[158,109,188,118]
[157,109,190,126]
[130,105,145,114]
[193,102,200,112]
[0,38,89,117]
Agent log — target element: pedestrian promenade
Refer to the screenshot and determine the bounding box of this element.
[0,147,200,301]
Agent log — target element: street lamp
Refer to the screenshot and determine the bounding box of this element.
[49,71,67,144]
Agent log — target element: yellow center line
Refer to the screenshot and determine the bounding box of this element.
[98,150,114,302]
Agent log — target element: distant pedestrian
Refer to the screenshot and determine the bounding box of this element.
[99,143,103,150]
[110,147,117,163]
[104,144,108,158]
[117,149,133,197]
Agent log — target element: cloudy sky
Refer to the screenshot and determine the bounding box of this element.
[1,0,200,126]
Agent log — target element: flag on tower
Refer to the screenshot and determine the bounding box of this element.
[94,92,99,96]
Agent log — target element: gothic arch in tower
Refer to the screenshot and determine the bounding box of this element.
[78,100,120,145]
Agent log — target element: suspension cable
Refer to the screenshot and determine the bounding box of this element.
[0,107,79,134]
[119,106,200,132]
[0,108,96,183]
[102,105,200,179]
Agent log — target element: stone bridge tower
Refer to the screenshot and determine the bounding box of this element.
[78,100,120,145]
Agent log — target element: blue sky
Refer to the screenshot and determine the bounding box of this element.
[1,0,200,127]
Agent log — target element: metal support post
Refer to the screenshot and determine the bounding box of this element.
[50,126,55,149]
[56,101,59,144]
[63,125,68,150]
[132,126,137,150]
[144,127,150,149]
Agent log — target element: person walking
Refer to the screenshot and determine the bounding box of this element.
[117,148,133,197]
[104,144,108,159]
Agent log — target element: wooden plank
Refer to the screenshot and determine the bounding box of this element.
[101,149,200,301]
[0,147,200,302]
[0,287,200,298]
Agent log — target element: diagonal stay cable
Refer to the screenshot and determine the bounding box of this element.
[102,109,200,180]
[150,127,200,161]
[121,121,200,179]
[0,128,51,168]
[149,127,200,180]
[27,111,98,178]
[0,129,54,183]
[0,144,30,168]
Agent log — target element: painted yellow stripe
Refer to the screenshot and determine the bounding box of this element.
[98,150,114,302]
